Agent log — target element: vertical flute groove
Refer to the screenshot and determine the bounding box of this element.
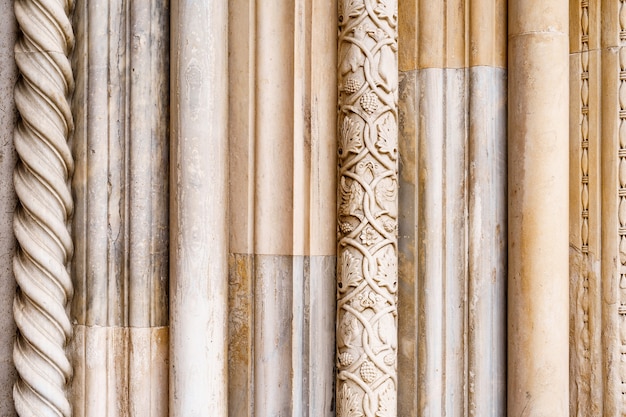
[337,0,398,416]
[12,0,75,416]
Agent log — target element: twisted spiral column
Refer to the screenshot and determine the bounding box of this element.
[336,1,398,416]
[12,0,75,415]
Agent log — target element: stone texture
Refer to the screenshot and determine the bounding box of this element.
[71,0,170,328]
[69,1,170,414]
[69,326,168,416]
[467,66,507,417]
[416,68,468,416]
[169,0,229,415]
[508,1,570,414]
[0,0,17,415]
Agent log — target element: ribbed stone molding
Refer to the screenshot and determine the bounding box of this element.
[397,1,506,415]
[228,0,337,415]
[508,0,569,415]
[12,0,75,415]
[69,1,170,414]
[336,1,399,415]
[170,0,228,415]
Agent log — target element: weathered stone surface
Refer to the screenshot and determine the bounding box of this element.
[0,0,17,415]
[508,1,570,414]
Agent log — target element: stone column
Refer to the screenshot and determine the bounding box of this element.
[336,1,399,416]
[467,0,507,415]
[0,0,18,415]
[397,0,506,415]
[12,0,75,415]
[170,0,229,415]
[508,0,569,415]
[228,1,337,415]
[69,1,170,415]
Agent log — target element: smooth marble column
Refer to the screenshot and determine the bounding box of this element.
[170,0,229,415]
[508,1,570,415]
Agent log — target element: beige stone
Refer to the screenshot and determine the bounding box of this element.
[418,0,467,69]
[169,0,229,415]
[508,15,570,417]
[0,1,17,415]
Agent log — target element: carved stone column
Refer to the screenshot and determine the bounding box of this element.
[12,0,75,415]
[170,0,229,415]
[336,1,399,415]
[508,0,569,415]
[68,1,170,415]
[0,0,18,414]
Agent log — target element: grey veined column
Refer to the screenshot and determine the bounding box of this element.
[12,0,75,415]
[336,0,399,415]
[170,0,229,415]
[69,1,170,415]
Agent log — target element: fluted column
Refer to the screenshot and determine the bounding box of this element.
[12,0,75,415]
[508,0,569,415]
[336,1,399,416]
[228,1,337,415]
[397,0,506,415]
[170,0,228,415]
[68,1,170,415]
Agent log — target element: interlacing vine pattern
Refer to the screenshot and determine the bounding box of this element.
[12,0,75,415]
[576,0,591,415]
[336,0,398,416]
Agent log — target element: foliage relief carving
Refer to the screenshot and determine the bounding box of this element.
[337,0,398,415]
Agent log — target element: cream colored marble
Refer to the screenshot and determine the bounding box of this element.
[508,1,570,414]
[170,0,229,415]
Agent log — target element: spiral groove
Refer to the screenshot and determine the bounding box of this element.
[12,0,75,415]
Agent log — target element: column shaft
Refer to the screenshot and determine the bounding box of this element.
[70,1,169,414]
[170,0,229,415]
[508,1,570,415]
[12,0,75,415]
[0,0,18,414]
[337,1,399,416]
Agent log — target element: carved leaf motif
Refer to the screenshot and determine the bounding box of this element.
[341,0,365,21]
[340,116,363,157]
[341,250,363,290]
[375,382,396,417]
[374,247,397,292]
[374,0,397,23]
[376,114,397,156]
[338,383,364,417]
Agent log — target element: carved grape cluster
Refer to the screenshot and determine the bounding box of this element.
[360,361,378,383]
[359,91,379,115]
